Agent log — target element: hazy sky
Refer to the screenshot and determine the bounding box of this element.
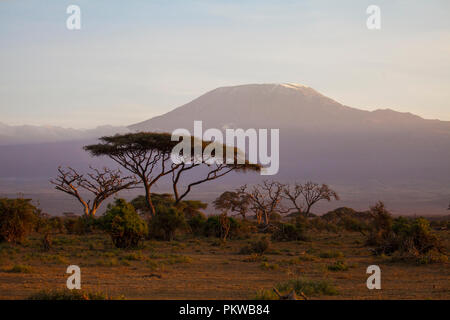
[1,0,449,128]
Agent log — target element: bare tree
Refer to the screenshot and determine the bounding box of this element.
[282,183,304,214]
[51,166,137,217]
[283,181,339,217]
[244,181,286,226]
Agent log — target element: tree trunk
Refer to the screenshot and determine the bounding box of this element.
[89,207,97,217]
[263,211,269,226]
[144,182,155,217]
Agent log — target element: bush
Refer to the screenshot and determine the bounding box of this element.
[203,215,248,239]
[99,199,148,249]
[366,203,446,263]
[239,236,271,255]
[73,216,97,235]
[148,205,186,241]
[326,260,349,271]
[252,289,279,300]
[0,198,38,243]
[131,194,208,220]
[260,262,279,270]
[48,217,65,233]
[319,250,344,259]
[64,218,77,234]
[308,217,340,233]
[5,264,34,273]
[276,278,338,297]
[271,221,308,242]
[187,214,207,236]
[366,202,393,249]
[203,215,226,237]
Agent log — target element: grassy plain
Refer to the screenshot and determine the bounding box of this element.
[0,229,448,300]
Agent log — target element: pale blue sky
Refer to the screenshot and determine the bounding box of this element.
[1,0,449,128]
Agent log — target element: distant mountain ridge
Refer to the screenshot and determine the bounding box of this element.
[0,123,130,146]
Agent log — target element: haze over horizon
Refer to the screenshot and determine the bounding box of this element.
[1,83,449,216]
[1,0,450,128]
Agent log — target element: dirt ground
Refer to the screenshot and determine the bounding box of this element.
[0,231,449,300]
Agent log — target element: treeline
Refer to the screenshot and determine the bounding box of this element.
[0,194,447,265]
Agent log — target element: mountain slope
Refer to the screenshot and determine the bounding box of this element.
[129,83,450,134]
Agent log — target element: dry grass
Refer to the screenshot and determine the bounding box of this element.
[0,230,448,300]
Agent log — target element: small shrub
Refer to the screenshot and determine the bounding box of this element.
[147,260,164,271]
[203,215,242,239]
[252,289,279,300]
[327,260,349,271]
[99,199,148,249]
[94,258,119,267]
[64,218,78,234]
[297,253,318,262]
[283,253,317,265]
[319,250,344,259]
[73,216,97,235]
[165,255,193,265]
[276,278,338,296]
[148,205,186,241]
[5,264,33,273]
[41,233,52,251]
[309,217,340,233]
[40,254,69,265]
[260,262,279,270]
[271,222,308,242]
[122,251,147,261]
[239,236,271,255]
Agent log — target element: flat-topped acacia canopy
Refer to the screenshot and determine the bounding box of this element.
[84,132,260,214]
[84,132,177,155]
[84,131,261,170]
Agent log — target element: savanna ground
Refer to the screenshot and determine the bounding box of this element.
[1,229,448,300]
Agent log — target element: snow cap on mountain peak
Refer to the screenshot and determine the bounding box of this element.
[280,83,310,90]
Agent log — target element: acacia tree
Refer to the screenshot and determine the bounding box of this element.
[85,132,260,215]
[50,166,137,217]
[84,133,179,217]
[283,181,339,217]
[213,186,251,219]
